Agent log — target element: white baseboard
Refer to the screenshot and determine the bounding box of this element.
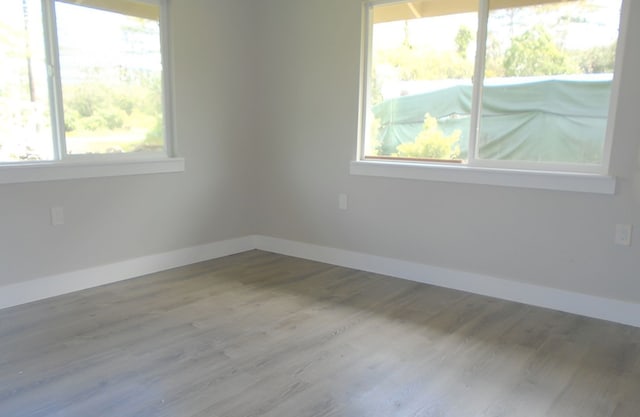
[251,235,640,328]
[2,234,639,328]
[0,236,253,310]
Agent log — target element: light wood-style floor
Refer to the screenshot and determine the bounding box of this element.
[1,250,639,417]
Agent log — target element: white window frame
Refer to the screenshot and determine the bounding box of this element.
[0,0,183,184]
[353,0,630,194]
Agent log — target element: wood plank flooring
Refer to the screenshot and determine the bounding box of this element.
[1,250,639,417]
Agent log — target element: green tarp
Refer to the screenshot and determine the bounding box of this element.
[372,78,612,163]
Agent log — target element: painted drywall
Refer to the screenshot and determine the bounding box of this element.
[2,0,639,311]
[252,0,640,304]
[0,0,259,286]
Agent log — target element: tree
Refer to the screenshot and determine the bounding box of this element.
[576,43,617,74]
[375,44,473,83]
[365,117,382,156]
[395,114,461,160]
[503,25,574,76]
[455,25,473,59]
[484,35,505,78]
[21,0,35,102]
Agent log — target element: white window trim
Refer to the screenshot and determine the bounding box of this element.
[350,160,615,194]
[355,0,631,194]
[0,0,180,182]
[0,157,184,184]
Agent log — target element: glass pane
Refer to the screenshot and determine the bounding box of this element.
[364,3,478,163]
[0,0,53,162]
[479,0,622,165]
[56,2,164,155]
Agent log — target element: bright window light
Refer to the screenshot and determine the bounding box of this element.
[360,0,624,174]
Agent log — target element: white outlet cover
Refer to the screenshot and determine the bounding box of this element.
[338,193,348,210]
[615,224,632,246]
[51,206,64,226]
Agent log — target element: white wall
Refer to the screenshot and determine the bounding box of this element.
[0,0,258,286]
[253,0,640,304]
[2,0,639,309]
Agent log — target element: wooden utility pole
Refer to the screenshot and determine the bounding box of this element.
[22,0,36,102]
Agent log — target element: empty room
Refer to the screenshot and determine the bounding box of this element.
[1,0,639,416]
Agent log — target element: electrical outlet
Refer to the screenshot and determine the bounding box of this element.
[51,207,64,226]
[338,193,348,210]
[614,224,632,246]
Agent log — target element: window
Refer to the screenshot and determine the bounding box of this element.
[359,0,626,176]
[0,0,172,164]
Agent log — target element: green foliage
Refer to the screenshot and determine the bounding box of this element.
[375,47,473,82]
[395,114,461,160]
[373,22,474,86]
[455,26,473,59]
[484,36,506,78]
[365,116,382,156]
[370,67,384,106]
[0,21,23,59]
[503,26,576,76]
[63,75,162,138]
[373,13,617,84]
[140,117,164,151]
[576,43,617,74]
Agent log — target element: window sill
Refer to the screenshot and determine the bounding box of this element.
[350,160,616,194]
[0,157,185,185]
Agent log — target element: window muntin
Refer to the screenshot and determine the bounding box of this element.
[360,0,624,174]
[0,0,168,163]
